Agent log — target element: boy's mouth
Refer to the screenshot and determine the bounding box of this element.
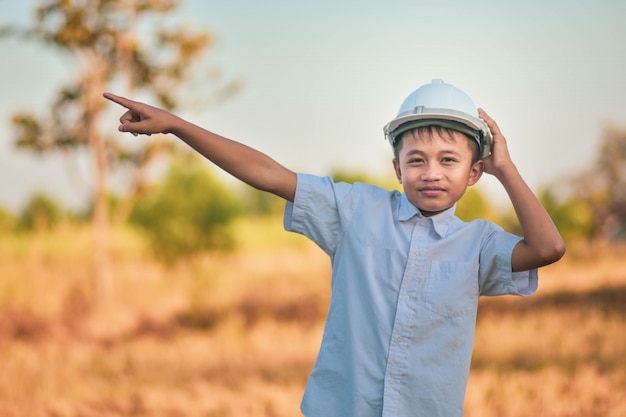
[419,186,445,197]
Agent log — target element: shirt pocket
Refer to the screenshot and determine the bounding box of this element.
[424,261,479,318]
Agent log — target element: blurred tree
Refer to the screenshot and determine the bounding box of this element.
[2,0,240,298]
[130,153,240,263]
[497,183,600,245]
[241,186,285,216]
[330,169,402,191]
[331,170,376,185]
[594,124,626,240]
[17,193,62,231]
[0,206,16,232]
[569,124,626,242]
[537,188,595,244]
[456,186,496,223]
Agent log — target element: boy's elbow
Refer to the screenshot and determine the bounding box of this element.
[540,238,566,265]
[514,238,566,272]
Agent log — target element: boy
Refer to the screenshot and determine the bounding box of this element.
[103,79,565,417]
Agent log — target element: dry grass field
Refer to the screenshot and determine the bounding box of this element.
[0,217,624,417]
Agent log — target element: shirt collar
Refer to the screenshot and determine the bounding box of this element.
[398,193,456,238]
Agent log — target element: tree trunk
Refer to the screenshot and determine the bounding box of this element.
[91,124,111,300]
[85,53,112,301]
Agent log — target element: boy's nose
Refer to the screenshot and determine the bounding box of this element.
[421,165,443,181]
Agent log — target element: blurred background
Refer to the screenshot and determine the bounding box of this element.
[3,0,626,213]
[0,1,625,416]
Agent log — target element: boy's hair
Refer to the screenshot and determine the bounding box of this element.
[393,125,481,164]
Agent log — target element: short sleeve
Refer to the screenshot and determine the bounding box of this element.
[478,226,538,296]
[283,173,357,255]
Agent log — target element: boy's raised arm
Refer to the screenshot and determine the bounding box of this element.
[103,92,297,202]
[478,108,566,272]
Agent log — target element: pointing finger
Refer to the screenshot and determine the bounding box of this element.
[103,92,138,110]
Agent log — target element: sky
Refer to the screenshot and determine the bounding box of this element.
[1,0,625,212]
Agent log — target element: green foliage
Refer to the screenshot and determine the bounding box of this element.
[496,187,597,244]
[129,154,241,262]
[240,186,285,216]
[331,170,375,185]
[77,192,124,222]
[0,206,16,232]
[2,1,242,296]
[3,0,240,231]
[330,170,401,191]
[557,124,626,242]
[539,189,595,243]
[499,209,522,236]
[593,124,626,240]
[17,193,62,231]
[456,186,494,222]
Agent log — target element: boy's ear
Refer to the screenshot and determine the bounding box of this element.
[392,158,402,183]
[467,160,484,186]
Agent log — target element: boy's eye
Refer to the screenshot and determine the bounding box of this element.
[442,157,457,164]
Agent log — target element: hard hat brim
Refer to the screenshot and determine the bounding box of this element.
[384,108,492,159]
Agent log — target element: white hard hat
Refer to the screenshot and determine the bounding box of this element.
[383,79,492,159]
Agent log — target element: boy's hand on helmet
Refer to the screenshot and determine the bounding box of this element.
[478,108,514,177]
[103,92,175,136]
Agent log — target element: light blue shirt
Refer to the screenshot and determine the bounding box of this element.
[283,174,538,417]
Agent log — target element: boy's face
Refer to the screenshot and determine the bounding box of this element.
[393,129,483,217]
